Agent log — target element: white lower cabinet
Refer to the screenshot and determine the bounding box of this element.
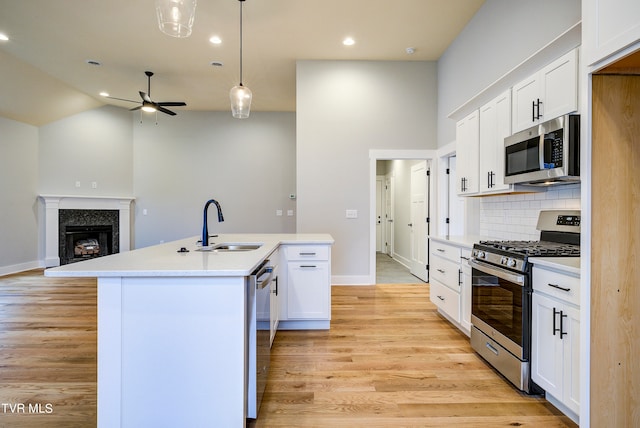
[531,265,580,422]
[429,239,471,336]
[278,244,331,329]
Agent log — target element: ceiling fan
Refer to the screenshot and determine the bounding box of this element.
[105,71,186,116]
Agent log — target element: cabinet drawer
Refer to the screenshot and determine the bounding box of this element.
[430,256,461,291]
[430,241,461,263]
[533,266,580,307]
[430,280,460,323]
[283,245,329,261]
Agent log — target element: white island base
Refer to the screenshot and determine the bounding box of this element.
[98,275,248,428]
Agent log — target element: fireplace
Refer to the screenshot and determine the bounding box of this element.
[58,209,119,265]
[39,195,134,267]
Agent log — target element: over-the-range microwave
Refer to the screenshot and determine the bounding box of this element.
[504,114,580,186]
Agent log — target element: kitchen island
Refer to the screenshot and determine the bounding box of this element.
[45,233,334,428]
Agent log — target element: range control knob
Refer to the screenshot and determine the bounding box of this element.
[500,256,508,265]
[508,258,517,268]
[477,251,485,259]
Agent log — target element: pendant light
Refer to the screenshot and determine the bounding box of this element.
[230,0,252,119]
[155,0,197,38]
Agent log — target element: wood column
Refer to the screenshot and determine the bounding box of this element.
[591,73,640,427]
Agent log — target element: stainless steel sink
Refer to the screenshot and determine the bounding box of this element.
[211,243,262,252]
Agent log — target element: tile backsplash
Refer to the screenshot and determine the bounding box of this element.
[479,184,581,240]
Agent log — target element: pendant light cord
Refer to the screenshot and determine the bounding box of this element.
[239,0,244,86]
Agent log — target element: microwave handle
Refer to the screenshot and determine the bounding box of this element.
[539,135,546,170]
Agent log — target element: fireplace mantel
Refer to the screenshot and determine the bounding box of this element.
[39,195,135,267]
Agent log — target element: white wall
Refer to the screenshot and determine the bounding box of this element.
[0,117,39,274]
[38,105,133,196]
[437,0,581,147]
[132,111,296,248]
[296,60,437,283]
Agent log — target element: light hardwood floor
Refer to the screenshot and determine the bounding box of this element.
[0,270,577,427]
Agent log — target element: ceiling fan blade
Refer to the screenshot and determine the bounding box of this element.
[157,106,177,116]
[105,95,139,104]
[157,101,187,107]
[139,91,152,103]
[129,105,142,111]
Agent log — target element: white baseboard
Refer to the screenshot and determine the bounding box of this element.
[0,260,43,277]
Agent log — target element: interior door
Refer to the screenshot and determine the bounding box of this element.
[409,161,428,282]
[376,177,384,252]
[385,176,394,255]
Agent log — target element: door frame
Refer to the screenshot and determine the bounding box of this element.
[369,149,437,285]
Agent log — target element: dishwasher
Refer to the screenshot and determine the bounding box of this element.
[246,257,275,420]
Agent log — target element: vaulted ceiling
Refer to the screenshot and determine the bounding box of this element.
[0,0,485,125]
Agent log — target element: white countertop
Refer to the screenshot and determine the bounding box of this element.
[529,256,581,276]
[429,235,487,249]
[45,233,334,278]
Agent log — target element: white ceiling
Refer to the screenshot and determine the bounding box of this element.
[0,0,485,126]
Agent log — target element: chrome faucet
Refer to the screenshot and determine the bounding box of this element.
[202,199,224,247]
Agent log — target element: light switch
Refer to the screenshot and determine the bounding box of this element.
[287,210,294,216]
[276,210,283,216]
[346,209,358,219]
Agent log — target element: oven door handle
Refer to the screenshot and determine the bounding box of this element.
[469,259,525,286]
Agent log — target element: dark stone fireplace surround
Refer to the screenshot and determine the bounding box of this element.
[58,209,119,265]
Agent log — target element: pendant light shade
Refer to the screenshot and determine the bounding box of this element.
[155,0,197,38]
[230,84,252,119]
[230,0,252,119]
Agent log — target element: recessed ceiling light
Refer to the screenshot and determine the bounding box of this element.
[85,59,102,66]
[343,37,355,46]
[209,36,222,44]
[0,33,9,41]
[99,92,109,97]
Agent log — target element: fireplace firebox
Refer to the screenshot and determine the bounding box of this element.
[58,209,119,265]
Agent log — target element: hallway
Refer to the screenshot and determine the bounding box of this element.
[375,252,424,284]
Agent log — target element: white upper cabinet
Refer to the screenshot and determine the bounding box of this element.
[455,110,479,195]
[512,49,579,133]
[584,0,640,66]
[479,89,512,194]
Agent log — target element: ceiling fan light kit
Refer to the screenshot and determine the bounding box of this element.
[230,0,252,119]
[155,0,197,38]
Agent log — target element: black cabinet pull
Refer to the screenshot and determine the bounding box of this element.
[548,283,571,292]
[532,100,536,122]
[553,307,560,336]
[559,310,568,339]
[458,269,462,286]
[537,98,542,119]
[300,265,317,268]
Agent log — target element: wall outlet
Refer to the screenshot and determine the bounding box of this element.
[75,181,81,188]
[91,181,98,189]
[346,209,358,219]
[287,210,294,216]
[276,210,283,216]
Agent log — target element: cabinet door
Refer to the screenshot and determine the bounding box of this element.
[531,293,564,398]
[512,72,540,133]
[563,304,580,415]
[287,262,329,319]
[455,110,479,195]
[459,251,472,335]
[584,0,640,66]
[541,49,578,121]
[480,90,512,194]
[479,99,497,194]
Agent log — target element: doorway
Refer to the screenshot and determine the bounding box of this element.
[369,150,437,285]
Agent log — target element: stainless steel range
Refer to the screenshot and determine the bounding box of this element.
[469,210,580,394]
